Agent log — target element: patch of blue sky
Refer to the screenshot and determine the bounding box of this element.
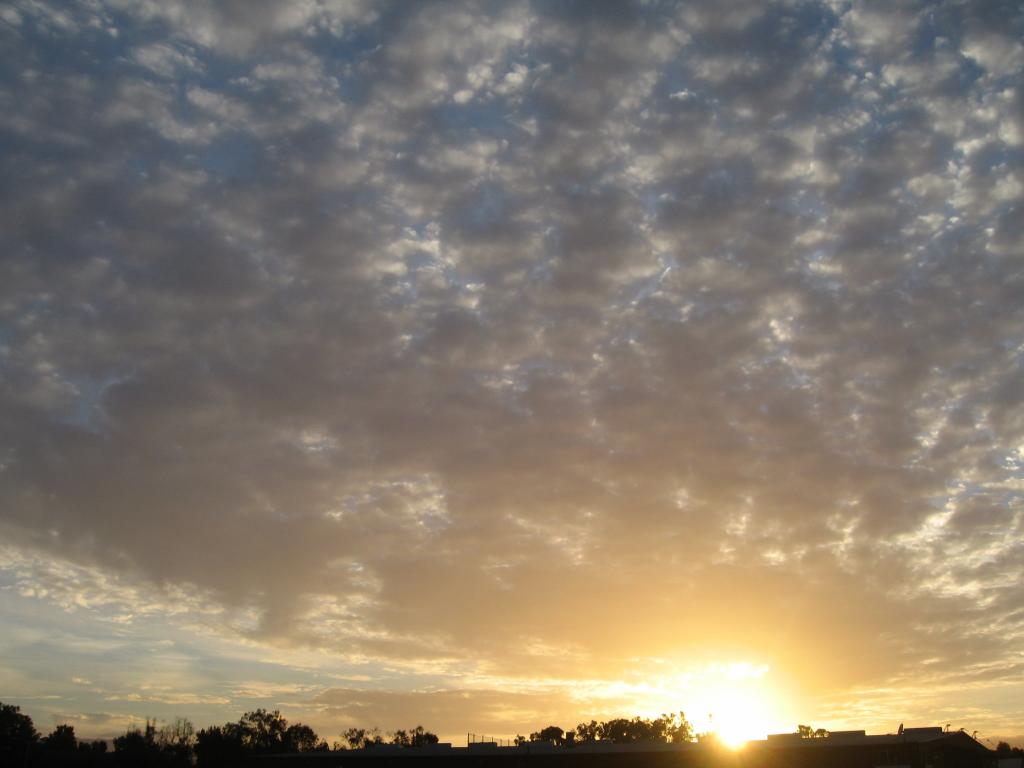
[941,479,1012,511]
[402,248,440,274]
[316,178,385,222]
[0,577,411,728]
[432,100,522,144]
[826,33,868,79]
[929,209,978,244]
[478,356,572,409]
[846,370,887,394]
[879,98,944,139]
[784,188,829,219]
[804,1,842,37]
[509,356,567,379]
[442,269,485,300]
[12,12,124,74]
[907,13,948,59]
[526,256,554,286]
[0,314,41,363]
[920,224,1006,288]
[1001,448,1023,472]
[521,224,564,285]
[0,126,79,168]
[948,54,986,90]
[449,181,509,235]
[0,592,145,673]
[302,36,393,104]
[59,372,127,433]
[192,132,268,182]
[654,59,706,108]
[637,189,663,220]
[183,649,327,697]
[753,341,814,389]
[125,153,156,179]
[831,168,892,209]
[304,19,386,71]
[702,165,758,211]
[0,566,19,591]
[965,142,1021,177]
[616,264,672,310]
[375,278,418,313]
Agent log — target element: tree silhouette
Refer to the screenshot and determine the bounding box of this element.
[1,703,39,766]
[237,709,288,753]
[530,725,567,746]
[157,718,195,751]
[575,720,601,742]
[113,720,171,767]
[599,718,646,743]
[113,719,155,753]
[798,724,829,738]
[649,712,694,743]
[77,738,108,767]
[284,723,327,752]
[391,726,439,747]
[195,723,245,768]
[194,710,327,763]
[598,714,693,744]
[155,718,196,767]
[343,727,385,749]
[529,714,694,747]
[43,724,78,753]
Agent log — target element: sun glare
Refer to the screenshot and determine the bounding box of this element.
[702,687,774,748]
[626,661,792,749]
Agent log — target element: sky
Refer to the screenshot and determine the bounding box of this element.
[1,0,1023,750]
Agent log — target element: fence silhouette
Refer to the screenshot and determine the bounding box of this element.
[467,733,516,747]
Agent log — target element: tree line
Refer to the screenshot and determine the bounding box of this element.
[9,699,1010,767]
[0,702,853,767]
[3,703,709,765]
[519,712,695,746]
[1,701,438,767]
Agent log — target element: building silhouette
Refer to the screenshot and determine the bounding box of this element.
[252,726,998,768]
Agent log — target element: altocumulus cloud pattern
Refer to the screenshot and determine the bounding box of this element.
[0,0,1022,744]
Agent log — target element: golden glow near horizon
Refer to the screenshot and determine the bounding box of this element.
[684,667,792,748]
[702,687,775,748]
[599,660,796,748]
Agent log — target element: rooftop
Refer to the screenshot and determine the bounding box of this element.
[322,727,991,758]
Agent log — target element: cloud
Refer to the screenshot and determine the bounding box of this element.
[108,0,379,56]
[1,0,1023,742]
[131,43,203,79]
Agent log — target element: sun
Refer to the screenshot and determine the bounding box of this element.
[667,663,791,749]
[704,688,774,748]
[609,659,794,749]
